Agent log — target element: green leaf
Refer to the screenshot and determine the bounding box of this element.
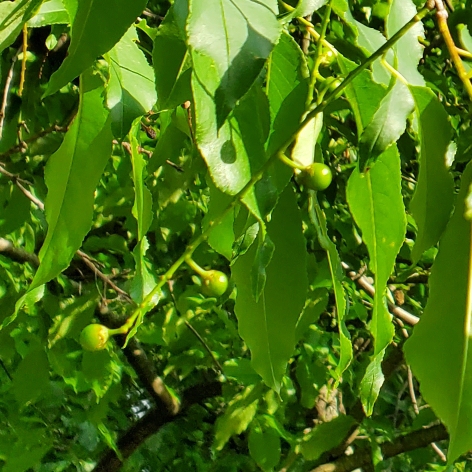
[359,350,385,416]
[347,147,405,353]
[409,86,455,262]
[232,186,308,390]
[386,0,425,86]
[187,0,280,127]
[27,0,69,27]
[333,0,391,85]
[214,383,262,450]
[153,5,191,111]
[31,70,112,290]
[292,113,324,168]
[129,119,153,240]
[82,350,116,400]
[337,56,386,134]
[358,80,414,170]
[405,161,472,463]
[280,0,327,23]
[299,415,356,461]
[12,345,49,407]
[130,237,159,305]
[295,288,329,340]
[0,0,42,54]
[266,31,309,156]
[248,418,281,471]
[251,233,275,301]
[105,26,157,138]
[202,179,235,260]
[43,0,148,97]
[310,198,352,378]
[347,146,406,411]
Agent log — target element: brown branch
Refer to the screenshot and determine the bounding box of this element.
[0,237,39,266]
[342,262,419,326]
[434,0,472,100]
[93,381,222,472]
[310,424,448,472]
[0,47,21,140]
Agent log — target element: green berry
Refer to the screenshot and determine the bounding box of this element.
[80,324,110,351]
[201,270,229,297]
[302,163,333,191]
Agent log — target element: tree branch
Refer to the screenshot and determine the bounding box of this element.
[93,381,222,472]
[310,424,447,472]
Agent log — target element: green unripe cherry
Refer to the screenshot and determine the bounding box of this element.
[201,270,229,297]
[80,324,110,351]
[301,163,333,191]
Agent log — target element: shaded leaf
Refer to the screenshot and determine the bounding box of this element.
[12,345,49,407]
[405,161,472,463]
[214,383,262,450]
[299,415,356,461]
[105,26,157,138]
[249,418,281,471]
[187,0,280,127]
[409,86,455,262]
[153,5,191,110]
[31,70,112,290]
[129,119,153,240]
[233,186,307,390]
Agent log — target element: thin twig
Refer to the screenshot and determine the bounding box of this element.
[19,24,28,96]
[341,262,419,326]
[0,123,68,161]
[310,424,448,472]
[0,165,131,301]
[184,319,224,373]
[0,47,21,140]
[434,0,472,100]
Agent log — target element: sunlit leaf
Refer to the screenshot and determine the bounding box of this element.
[44,0,147,97]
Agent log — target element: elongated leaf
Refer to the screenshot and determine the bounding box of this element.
[405,162,472,463]
[409,86,455,262]
[202,179,235,260]
[153,5,191,111]
[187,0,280,127]
[359,80,414,170]
[337,56,386,135]
[386,0,425,86]
[280,0,327,23]
[129,119,153,241]
[130,238,158,305]
[214,383,263,450]
[44,0,147,97]
[31,70,112,290]
[310,196,352,378]
[105,26,157,138]
[266,31,309,155]
[0,0,42,53]
[233,186,307,390]
[333,0,390,85]
[248,418,281,471]
[27,0,69,27]
[347,146,406,413]
[300,415,356,461]
[12,344,49,407]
